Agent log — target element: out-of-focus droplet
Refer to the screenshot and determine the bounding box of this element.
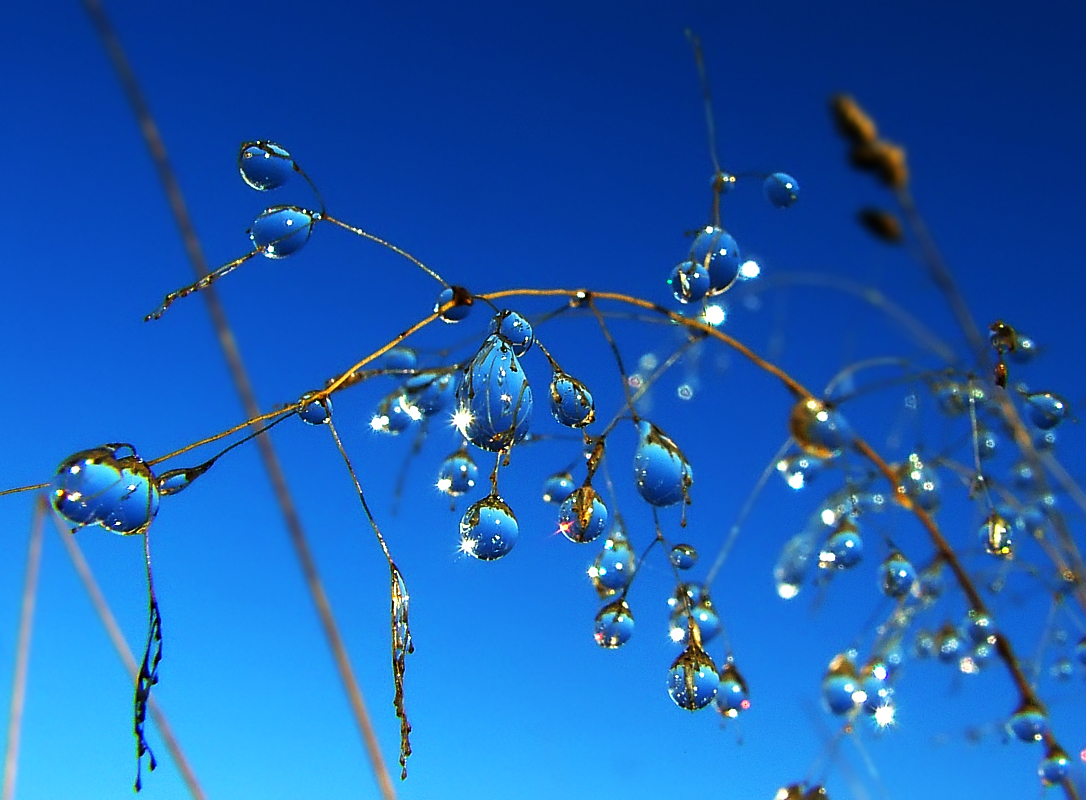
[298,392,332,425]
[911,563,944,606]
[1008,334,1037,364]
[542,471,576,504]
[775,531,814,599]
[670,544,698,570]
[667,644,719,710]
[1033,429,1058,452]
[819,521,863,569]
[549,372,595,428]
[488,310,534,356]
[403,369,456,416]
[898,452,940,511]
[880,551,915,597]
[459,494,518,560]
[382,347,418,372]
[1040,746,1072,785]
[690,226,741,294]
[1012,461,1038,492]
[667,582,708,613]
[935,622,964,664]
[371,393,420,434]
[589,526,636,598]
[594,599,634,648]
[1025,391,1069,430]
[1008,700,1048,743]
[789,398,849,459]
[249,205,315,258]
[822,653,860,715]
[1076,635,1086,666]
[238,141,294,190]
[455,335,533,452]
[437,448,478,496]
[712,171,737,194]
[774,785,805,800]
[669,600,721,646]
[52,444,159,535]
[776,453,822,490]
[715,661,750,718]
[558,485,608,543]
[155,463,211,497]
[981,512,1014,558]
[633,420,693,507]
[914,629,935,659]
[763,172,800,208]
[1050,656,1074,681]
[963,610,996,644]
[668,260,711,304]
[435,285,473,323]
[860,661,892,715]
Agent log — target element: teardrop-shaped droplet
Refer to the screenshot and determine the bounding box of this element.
[633,420,693,507]
[52,444,160,535]
[668,260,711,304]
[775,531,815,599]
[371,393,420,434]
[689,226,741,294]
[1039,746,1072,785]
[714,661,750,718]
[549,372,595,428]
[669,601,721,646]
[298,392,333,425]
[437,448,478,496]
[249,205,316,258]
[880,551,915,598]
[589,526,636,598]
[1008,334,1038,364]
[776,453,822,490]
[1008,700,1048,743]
[435,285,473,323]
[558,485,608,543]
[403,369,457,416]
[669,544,698,570]
[822,653,860,715]
[763,172,800,208]
[488,310,534,356]
[981,512,1014,558]
[593,599,634,648]
[238,141,295,190]
[898,452,940,511]
[1025,391,1069,430]
[935,622,964,664]
[542,470,576,504]
[819,521,863,569]
[667,643,720,710]
[382,347,418,372]
[789,398,850,459]
[459,494,518,560]
[455,335,533,452]
[155,463,211,497]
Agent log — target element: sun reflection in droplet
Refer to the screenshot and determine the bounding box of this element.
[703,304,726,326]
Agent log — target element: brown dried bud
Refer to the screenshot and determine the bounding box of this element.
[830,94,878,145]
[857,207,903,242]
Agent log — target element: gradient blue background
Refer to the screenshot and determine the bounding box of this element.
[2,2,1085,798]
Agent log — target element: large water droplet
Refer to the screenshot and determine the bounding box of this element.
[689,226,741,294]
[789,398,850,459]
[238,141,294,190]
[880,551,915,597]
[488,310,534,356]
[822,653,860,715]
[589,527,636,598]
[1008,700,1048,742]
[715,661,750,718]
[249,205,316,258]
[382,347,418,372]
[763,172,800,208]
[668,260,711,304]
[669,544,698,570]
[1025,391,1069,430]
[52,444,160,535]
[593,599,634,648]
[819,520,863,570]
[557,485,608,543]
[633,420,693,507]
[435,285,473,323]
[459,494,518,560]
[298,392,333,425]
[403,369,456,416]
[437,448,478,496]
[549,372,596,428]
[776,453,822,490]
[1039,746,1072,785]
[455,335,533,452]
[981,512,1014,558]
[667,644,719,710]
[542,470,576,504]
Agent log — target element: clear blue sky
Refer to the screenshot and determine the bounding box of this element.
[2,2,1085,798]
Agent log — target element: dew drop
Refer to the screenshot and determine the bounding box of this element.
[298,392,332,425]
[964,610,996,644]
[859,661,892,715]
[403,369,457,416]
[981,512,1014,558]
[935,622,964,664]
[689,226,741,294]
[435,285,473,323]
[382,347,418,372]
[669,544,698,570]
[776,453,822,490]
[633,420,693,507]
[542,471,576,504]
[1050,656,1074,681]
[455,335,533,452]
[52,444,159,535]
[789,398,850,459]
[1025,391,1069,430]
[897,452,940,511]
[879,551,916,597]
[819,521,863,570]
[1076,635,1086,666]
[669,600,722,646]
[715,662,750,718]
[1008,334,1038,364]
[459,494,518,560]
[763,172,800,208]
[549,372,596,428]
[1040,746,1072,785]
[557,485,608,543]
[593,599,634,648]
[371,394,420,434]
[488,310,534,356]
[822,653,860,715]
[1008,700,1048,743]
[590,526,636,598]
[1033,429,1058,452]
[437,448,478,496]
[238,141,295,190]
[249,205,316,258]
[712,171,737,194]
[668,260,711,304]
[667,643,719,710]
[775,531,814,599]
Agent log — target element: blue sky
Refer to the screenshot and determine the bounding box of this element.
[2,2,1085,798]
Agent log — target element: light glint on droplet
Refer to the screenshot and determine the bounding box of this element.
[702,304,726,326]
[52,445,160,535]
[249,205,316,258]
[738,260,761,279]
[459,494,519,560]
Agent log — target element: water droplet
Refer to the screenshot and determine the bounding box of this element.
[1033,428,1058,451]
[52,444,159,535]
[298,392,332,425]
[557,485,608,543]
[238,141,295,190]
[789,398,849,459]
[715,662,750,718]
[776,453,822,490]
[981,512,1014,558]
[667,643,719,710]
[670,544,698,570]
[1012,460,1038,492]
[459,494,518,560]
[860,661,892,714]
[669,600,722,645]
[689,226,741,294]
[1076,635,1086,666]
[488,310,534,356]
[435,285,473,323]
[911,563,944,606]
[593,599,634,648]
[590,527,636,598]
[822,653,860,715]
[403,369,456,416]
[879,551,916,597]
[382,347,418,372]
[371,393,420,434]
[541,471,576,504]
[914,629,935,658]
[455,335,533,452]
[897,452,940,511]
[1050,656,1074,681]
[1025,391,1069,430]
[935,622,964,664]
[775,531,815,599]
[549,372,595,428]
[963,610,996,644]
[155,463,211,497]
[668,260,711,304]
[763,172,800,208]
[437,448,478,496]
[819,521,863,569]
[1040,746,1072,785]
[1008,700,1048,743]
[1008,334,1038,364]
[712,171,737,194]
[633,420,693,507]
[249,205,316,258]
